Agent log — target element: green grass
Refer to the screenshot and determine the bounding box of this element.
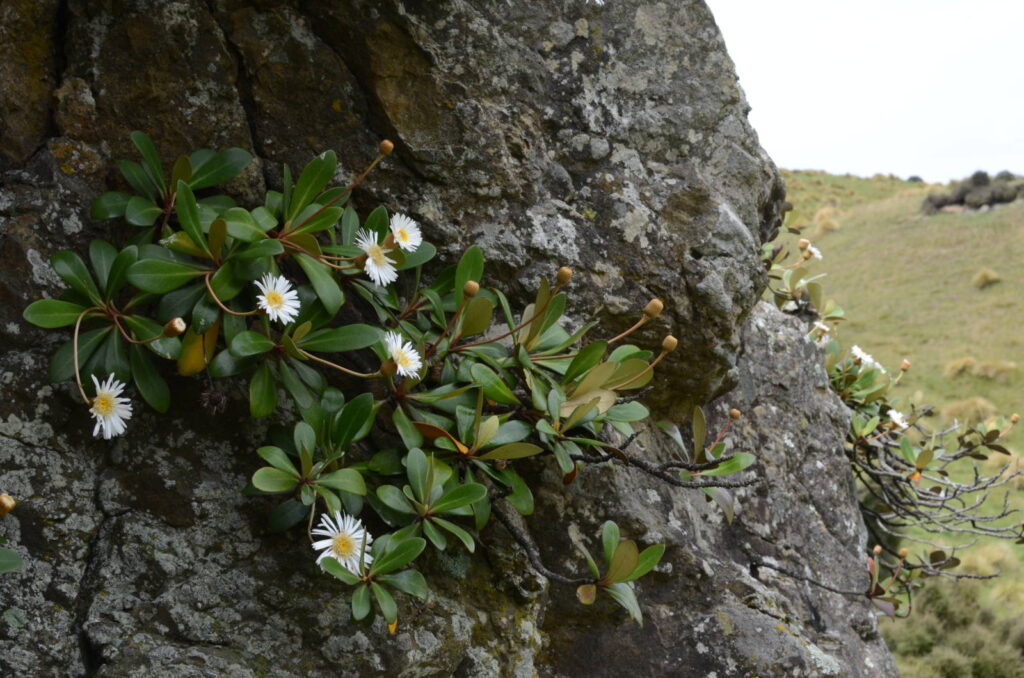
[779,170,1024,676]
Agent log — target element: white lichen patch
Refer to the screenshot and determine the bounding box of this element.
[27,249,64,288]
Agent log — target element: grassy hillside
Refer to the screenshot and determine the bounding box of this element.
[779,170,1024,677]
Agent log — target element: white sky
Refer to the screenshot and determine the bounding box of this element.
[705,0,1024,182]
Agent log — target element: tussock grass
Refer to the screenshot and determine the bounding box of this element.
[973,267,1002,289]
[973,361,1018,381]
[944,356,978,378]
[941,396,998,424]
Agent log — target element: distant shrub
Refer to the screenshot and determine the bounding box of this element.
[907,175,924,183]
[968,170,991,187]
[941,396,998,424]
[995,170,1017,182]
[973,267,1002,289]
[943,355,977,378]
[972,360,1017,380]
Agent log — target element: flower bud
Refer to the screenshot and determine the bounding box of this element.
[163,317,187,338]
[0,494,15,518]
[729,408,742,421]
[801,250,812,260]
[798,238,810,250]
[556,266,573,286]
[379,139,395,156]
[1012,413,1020,424]
[898,548,909,560]
[661,335,678,353]
[900,359,911,372]
[463,280,480,298]
[643,299,664,319]
[872,545,883,555]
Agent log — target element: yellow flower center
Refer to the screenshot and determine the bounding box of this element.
[265,290,284,309]
[368,244,388,266]
[332,533,356,559]
[93,393,115,417]
[396,228,409,243]
[395,350,411,369]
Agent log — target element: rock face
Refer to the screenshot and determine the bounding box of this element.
[0,1,893,676]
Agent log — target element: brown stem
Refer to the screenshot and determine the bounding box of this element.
[280,149,388,238]
[299,349,379,379]
[72,307,104,404]
[203,273,260,317]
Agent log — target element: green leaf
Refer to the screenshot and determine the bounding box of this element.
[23,299,87,328]
[624,544,665,582]
[220,207,267,242]
[469,364,519,406]
[116,159,158,201]
[49,327,110,383]
[51,250,102,304]
[504,470,534,515]
[601,521,620,567]
[233,239,283,260]
[340,205,360,245]
[605,582,643,626]
[97,331,130,382]
[292,206,342,235]
[376,485,416,514]
[406,448,430,504]
[258,446,299,476]
[430,483,487,514]
[125,196,162,226]
[422,520,447,550]
[130,130,167,197]
[318,469,367,496]
[252,467,298,493]
[432,517,476,553]
[363,205,389,238]
[606,402,649,422]
[396,241,437,271]
[455,246,484,306]
[171,154,192,186]
[175,181,209,255]
[288,151,337,222]
[249,362,277,418]
[333,393,375,450]
[127,258,206,294]
[120,315,181,359]
[377,570,429,600]
[477,443,543,460]
[692,406,707,459]
[230,330,275,358]
[460,297,493,337]
[105,245,138,300]
[90,191,131,220]
[699,452,757,477]
[188,148,252,190]
[294,253,343,315]
[299,324,382,353]
[130,344,170,413]
[321,556,361,585]
[564,341,608,384]
[269,499,308,533]
[393,406,424,449]
[370,537,426,575]
[0,547,22,574]
[351,583,371,620]
[371,582,398,623]
[88,240,118,292]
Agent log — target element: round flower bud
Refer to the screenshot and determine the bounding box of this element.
[379,358,398,378]
[798,238,810,250]
[556,266,573,286]
[463,280,480,298]
[729,408,742,421]
[900,359,911,372]
[379,139,395,155]
[162,317,187,338]
[801,250,812,260]
[1012,413,1020,424]
[661,335,678,353]
[898,548,909,560]
[0,494,15,518]
[643,299,664,319]
[872,545,883,555]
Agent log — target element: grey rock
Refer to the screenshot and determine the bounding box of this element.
[0,1,893,676]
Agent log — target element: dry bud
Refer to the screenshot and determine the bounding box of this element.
[798,238,810,250]
[661,335,678,353]
[1012,413,1020,424]
[379,139,395,155]
[379,358,398,378]
[801,250,812,261]
[872,545,883,556]
[898,548,909,560]
[556,266,573,286]
[163,317,187,338]
[463,280,480,298]
[900,359,911,372]
[0,494,15,518]
[643,299,664,319]
[729,408,742,421]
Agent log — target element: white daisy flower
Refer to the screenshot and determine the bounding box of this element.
[852,345,886,372]
[385,331,423,378]
[355,229,398,287]
[390,213,422,252]
[813,321,831,333]
[807,244,823,260]
[312,511,373,574]
[888,409,909,430]
[89,373,133,439]
[254,274,300,324]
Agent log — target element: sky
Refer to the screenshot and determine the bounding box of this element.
[705,0,1024,183]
